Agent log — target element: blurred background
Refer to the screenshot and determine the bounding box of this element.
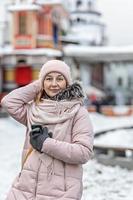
[1,0,133,107]
[0,1,133,200]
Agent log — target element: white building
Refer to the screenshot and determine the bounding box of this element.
[64,0,106,46]
[0,0,12,47]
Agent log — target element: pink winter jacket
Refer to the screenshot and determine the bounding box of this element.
[1,81,94,200]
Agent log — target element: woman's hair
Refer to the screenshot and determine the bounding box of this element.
[35,88,44,104]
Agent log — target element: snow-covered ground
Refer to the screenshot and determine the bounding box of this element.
[0,114,133,200]
[90,112,133,134]
[0,117,25,200]
[82,160,133,200]
[90,113,133,149]
[94,129,133,149]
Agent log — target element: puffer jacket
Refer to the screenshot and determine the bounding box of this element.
[1,81,94,200]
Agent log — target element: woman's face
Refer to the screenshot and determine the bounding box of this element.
[43,72,67,97]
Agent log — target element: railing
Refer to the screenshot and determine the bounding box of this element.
[94,143,133,170]
[87,105,133,116]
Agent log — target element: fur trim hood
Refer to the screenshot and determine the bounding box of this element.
[42,82,85,101]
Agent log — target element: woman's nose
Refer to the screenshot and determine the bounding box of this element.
[51,79,57,86]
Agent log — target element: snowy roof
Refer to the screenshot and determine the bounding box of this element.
[71,10,101,16]
[8,4,41,11]
[63,44,133,62]
[0,46,62,57]
[2,45,133,62]
[37,0,62,5]
[63,32,102,46]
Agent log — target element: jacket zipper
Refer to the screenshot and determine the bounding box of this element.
[34,159,42,198]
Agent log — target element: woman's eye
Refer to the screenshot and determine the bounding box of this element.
[57,77,64,81]
[46,78,52,81]
[45,76,64,82]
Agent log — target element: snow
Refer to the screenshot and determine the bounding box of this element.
[0,117,25,200]
[0,114,133,199]
[63,44,133,61]
[89,112,133,134]
[8,4,41,11]
[94,129,133,149]
[113,106,131,114]
[82,159,133,200]
[0,46,62,57]
[37,0,62,5]
[64,44,133,55]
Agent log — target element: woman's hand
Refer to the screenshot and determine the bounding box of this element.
[30,125,52,152]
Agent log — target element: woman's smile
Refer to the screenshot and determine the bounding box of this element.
[50,89,60,95]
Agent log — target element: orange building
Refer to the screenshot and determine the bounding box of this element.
[1,1,68,91]
[8,2,68,49]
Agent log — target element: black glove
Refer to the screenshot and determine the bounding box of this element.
[30,125,52,152]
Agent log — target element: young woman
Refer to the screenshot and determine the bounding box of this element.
[1,59,94,200]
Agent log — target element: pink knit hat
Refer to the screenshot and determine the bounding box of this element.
[39,60,72,85]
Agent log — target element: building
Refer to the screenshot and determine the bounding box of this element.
[62,0,107,102]
[1,1,132,105]
[8,0,69,49]
[0,52,3,93]
[63,45,133,104]
[63,0,106,46]
[0,0,68,92]
[0,0,11,47]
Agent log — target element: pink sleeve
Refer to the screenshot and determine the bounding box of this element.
[1,80,41,126]
[42,107,94,164]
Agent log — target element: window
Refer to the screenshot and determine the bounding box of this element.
[76,0,82,8]
[128,77,133,89]
[18,12,27,35]
[77,17,80,22]
[117,77,123,87]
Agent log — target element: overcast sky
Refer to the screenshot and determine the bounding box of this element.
[97,0,133,46]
